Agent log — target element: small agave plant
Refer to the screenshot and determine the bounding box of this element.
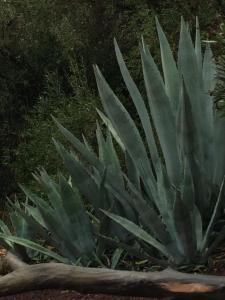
[0,197,52,262]
[1,17,225,267]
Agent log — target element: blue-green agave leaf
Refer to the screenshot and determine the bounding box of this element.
[140,39,181,186]
[114,39,159,166]
[201,176,225,251]
[102,210,172,260]
[156,17,179,112]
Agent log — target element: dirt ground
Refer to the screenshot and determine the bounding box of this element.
[0,290,171,300]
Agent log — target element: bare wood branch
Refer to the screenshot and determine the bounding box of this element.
[0,251,27,275]
[0,261,224,299]
[4,252,27,270]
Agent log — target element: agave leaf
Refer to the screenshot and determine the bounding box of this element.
[22,204,47,229]
[195,17,202,73]
[111,248,124,269]
[125,174,171,246]
[193,205,203,251]
[102,210,172,260]
[55,139,136,223]
[54,140,102,209]
[179,18,214,189]
[0,220,14,248]
[96,124,124,189]
[82,134,94,152]
[33,170,64,218]
[106,130,122,172]
[20,185,81,261]
[155,17,179,112]
[97,168,112,238]
[156,165,174,211]
[201,44,215,180]
[154,166,190,262]
[4,206,38,261]
[140,39,181,186]
[201,176,225,251]
[95,65,160,210]
[33,169,60,195]
[178,18,205,161]
[94,65,156,188]
[114,39,159,166]
[59,174,95,254]
[96,121,106,162]
[7,199,48,258]
[176,82,199,164]
[99,169,133,244]
[173,189,197,259]
[35,170,87,243]
[97,233,151,261]
[181,160,203,250]
[52,117,102,170]
[10,211,29,238]
[155,166,178,242]
[177,81,210,212]
[125,151,140,190]
[96,109,125,151]
[105,131,124,189]
[0,234,69,263]
[105,184,137,223]
[181,160,195,209]
[203,43,217,93]
[178,17,201,102]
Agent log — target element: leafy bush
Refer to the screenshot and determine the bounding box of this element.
[0,0,94,201]
[10,57,99,191]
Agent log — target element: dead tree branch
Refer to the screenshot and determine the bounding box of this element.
[0,252,225,299]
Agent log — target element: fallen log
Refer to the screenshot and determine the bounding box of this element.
[0,252,225,299]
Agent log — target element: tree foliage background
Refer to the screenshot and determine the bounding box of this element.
[1,0,225,204]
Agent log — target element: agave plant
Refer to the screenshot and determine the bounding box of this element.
[0,163,134,267]
[1,17,225,267]
[53,17,225,265]
[0,196,51,262]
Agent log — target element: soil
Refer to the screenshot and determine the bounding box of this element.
[0,290,170,300]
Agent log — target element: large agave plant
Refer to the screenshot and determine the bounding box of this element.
[1,17,225,267]
[55,17,225,265]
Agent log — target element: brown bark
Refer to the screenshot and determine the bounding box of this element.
[0,252,225,299]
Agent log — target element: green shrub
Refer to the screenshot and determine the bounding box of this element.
[10,58,99,192]
[0,0,93,200]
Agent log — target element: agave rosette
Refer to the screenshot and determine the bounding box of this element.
[63,17,225,265]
